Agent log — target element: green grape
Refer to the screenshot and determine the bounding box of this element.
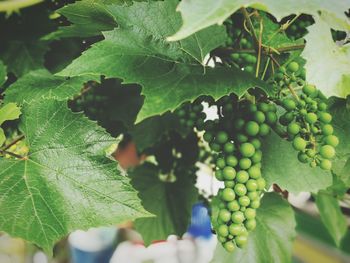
[320,159,332,170]
[225,181,235,188]
[219,209,232,222]
[266,111,277,125]
[203,132,213,142]
[250,138,261,149]
[253,111,266,123]
[234,118,245,131]
[246,179,258,191]
[235,235,248,248]
[324,135,339,147]
[222,188,236,201]
[302,84,316,96]
[210,142,221,152]
[257,102,270,112]
[288,62,299,72]
[239,158,252,170]
[240,143,255,157]
[250,199,260,209]
[244,208,256,219]
[215,170,224,181]
[217,224,229,237]
[229,224,243,236]
[216,158,226,169]
[217,131,229,144]
[247,191,259,200]
[321,124,334,135]
[287,123,300,135]
[223,241,235,252]
[305,112,318,124]
[245,121,260,136]
[239,196,251,207]
[227,200,240,211]
[306,149,316,158]
[223,166,236,180]
[226,155,238,167]
[293,137,307,151]
[259,123,270,136]
[231,211,245,223]
[319,145,335,159]
[282,99,297,111]
[234,183,247,196]
[297,152,309,163]
[251,150,262,163]
[237,133,248,143]
[245,219,257,231]
[236,170,249,183]
[256,177,266,190]
[224,142,235,153]
[318,112,332,123]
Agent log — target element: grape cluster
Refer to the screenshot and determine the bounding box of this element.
[202,96,277,252]
[175,98,207,131]
[285,15,313,40]
[273,61,338,170]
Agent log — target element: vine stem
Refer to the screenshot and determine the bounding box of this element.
[261,57,271,80]
[0,149,26,159]
[1,134,25,151]
[255,16,263,78]
[240,7,259,51]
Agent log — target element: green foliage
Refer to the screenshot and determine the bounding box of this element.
[130,162,198,245]
[0,102,21,145]
[0,60,6,86]
[262,132,332,193]
[211,193,296,263]
[0,99,150,253]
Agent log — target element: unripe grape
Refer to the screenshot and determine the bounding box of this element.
[217,131,229,144]
[239,158,252,170]
[282,98,296,111]
[320,159,332,170]
[224,142,235,153]
[246,179,258,191]
[318,112,332,123]
[259,123,270,136]
[234,183,247,196]
[266,111,277,125]
[250,199,260,209]
[219,209,231,223]
[223,166,236,180]
[227,200,240,211]
[321,124,334,135]
[250,138,261,149]
[288,61,299,72]
[306,149,316,158]
[224,181,235,188]
[231,211,245,223]
[247,191,259,200]
[210,142,221,152]
[222,188,236,201]
[217,224,229,237]
[302,84,316,96]
[319,145,335,159]
[239,196,251,207]
[248,165,261,179]
[245,121,260,136]
[234,118,245,131]
[223,241,235,252]
[235,235,248,248]
[305,112,317,124]
[245,219,257,231]
[240,143,256,157]
[287,122,300,135]
[318,102,328,111]
[256,177,266,190]
[226,155,238,167]
[324,135,339,147]
[251,150,262,163]
[216,158,226,169]
[257,102,270,112]
[236,133,248,143]
[244,208,256,219]
[218,236,226,243]
[253,111,266,123]
[236,170,249,183]
[215,170,224,181]
[293,137,307,151]
[229,224,243,236]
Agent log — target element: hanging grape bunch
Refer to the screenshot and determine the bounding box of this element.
[175,98,208,131]
[202,96,277,252]
[273,61,338,170]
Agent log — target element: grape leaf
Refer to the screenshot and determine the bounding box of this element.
[58,0,270,122]
[4,69,93,105]
[315,190,347,246]
[328,98,350,185]
[129,162,198,245]
[130,112,188,153]
[301,19,350,98]
[211,193,296,263]
[0,99,151,253]
[262,132,332,193]
[0,102,21,125]
[0,60,6,86]
[43,0,117,40]
[169,0,350,41]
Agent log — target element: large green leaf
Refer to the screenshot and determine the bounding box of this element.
[43,0,117,40]
[58,0,270,122]
[4,69,93,105]
[169,0,350,41]
[301,19,350,98]
[0,60,6,86]
[129,162,198,245]
[211,193,296,263]
[0,99,150,253]
[262,132,332,193]
[315,190,348,246]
